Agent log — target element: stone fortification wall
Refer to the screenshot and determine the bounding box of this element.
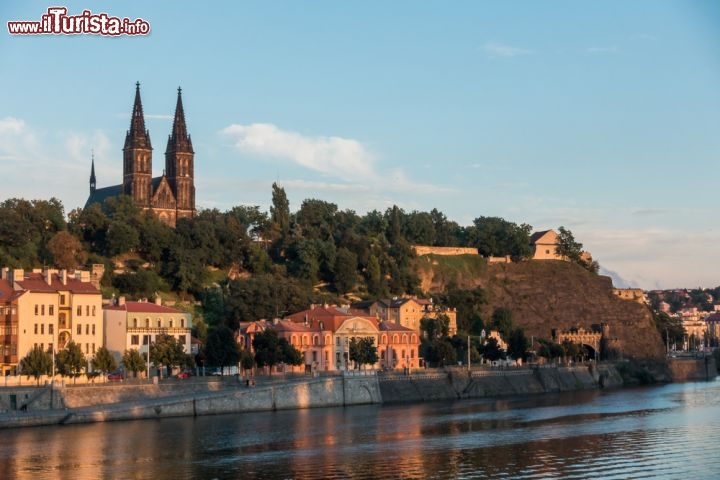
[413,246,479,256]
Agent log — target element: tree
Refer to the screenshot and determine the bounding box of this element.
[204,325,241,374]
[506,328,530,361]
[150,334,186,377]
[556,226,583,263]
[469,216,533,260]
[280,338,304,367]
[332,247,358,293]
[349,337,379,369]
[480,337,505,361]
[122,349,147,378]
[47,230,87,269]
[537,339,564,362]
[420,315,450,341]
[19,346,53,385]
[240,349,255,376]
[252,329,282,370]
[92,346,117,375]
[56,341,86,382]
[491,307,514,339]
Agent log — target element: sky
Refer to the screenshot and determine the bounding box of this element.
[1,1,719,291]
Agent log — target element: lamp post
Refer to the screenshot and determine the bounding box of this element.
[146,333,151,381]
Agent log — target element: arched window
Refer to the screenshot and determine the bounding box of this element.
[181,318,185,328]
[292,335,297,346]
[157,319,161,328]
[402,334,408,344]
[411,334,417,344]
[393,334,399,343]
[169,319,174,328]
[381,334,387,345]
[325,335,331,345]
[145,318,150,328]
[313,335,319,346]
[133,318,137,328]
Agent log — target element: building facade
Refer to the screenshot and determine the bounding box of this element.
[238,305,420,372]
[0,267,102,375]
[355,297,458,336]
[85,83,196,227]
[104,297,192,367]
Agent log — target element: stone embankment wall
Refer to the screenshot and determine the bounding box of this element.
[413,246,479,256]
[0,365,628,429]
[378,365,611,403]
[668,357,717,382]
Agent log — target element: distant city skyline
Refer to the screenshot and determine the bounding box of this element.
[1,1,719,290]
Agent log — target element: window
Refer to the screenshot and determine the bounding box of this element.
[49,324,54,335]
[180,318,185,328]
[145,319,149,328]
[92,343,95,354]
[49,305,54,316]
[41,324,44,335]
[60,295,66,305]
[312,351,317,362]
[41,305,45,315]
[92,324,95,335]
[336,337,341,346]
[133,318,137,328]
[48,343,53,353]
[35,305,38,316]
[85,343,89,354]
[34,324,38,334]
[92,306,96,316]
[77,306,82,316]
[157,319,161,328]
[86,306,90,316]
[85,324,89,335]
[131,335,139,345]
[169,319,173,328]
[77,324,82,335]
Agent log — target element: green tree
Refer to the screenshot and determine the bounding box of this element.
[19,346,53,385]
[56,341,86,382]
[420,315,450,341]
[150,334,186,378]
[480,337,505,361]
[204,325,241,374]
[252,329,282,370]
[240,348,255,375]
[537,339,564,361]
[491,307,514,339]
[349,337,379,369]
[469,216,533,260]
[280,338,304,367]
[332,247,358,293]
[652,311,685,349]
[506,328,530,361]
[122,349,146,378]
[556,226,583,263]
[92,346,117,375]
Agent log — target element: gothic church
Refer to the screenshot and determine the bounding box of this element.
[85,83,196,226]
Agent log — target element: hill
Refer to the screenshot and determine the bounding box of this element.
[415,255,665,361]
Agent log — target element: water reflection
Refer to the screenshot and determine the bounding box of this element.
[0,380,719,479]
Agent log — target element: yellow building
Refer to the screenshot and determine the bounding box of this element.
[104,297,192,368]
[355,297,458,336]
[1,267,102,375]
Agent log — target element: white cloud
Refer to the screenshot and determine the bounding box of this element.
[585,46,619,54]
[221,123,376,181]
[481,42,532,58]
[0,116,113,211]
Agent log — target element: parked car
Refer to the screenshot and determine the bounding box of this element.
[107,372,124,381]
[176,371,192,379]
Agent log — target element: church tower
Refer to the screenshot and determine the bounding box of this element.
[122,82,153,207]
[165,87,195,219]
[89,151,96,194]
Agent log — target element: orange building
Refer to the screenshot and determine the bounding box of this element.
[238,305,419,372]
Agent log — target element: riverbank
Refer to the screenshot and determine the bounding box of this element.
[1,360,712,430]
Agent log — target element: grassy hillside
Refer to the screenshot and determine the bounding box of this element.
[414,255,665,361]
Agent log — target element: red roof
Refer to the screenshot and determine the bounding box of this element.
[7,273,99,295]
[104,301,187,314]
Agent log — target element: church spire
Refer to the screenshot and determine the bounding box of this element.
[89,150,96,194]
[124,81,152,150]
[166,86,193,154]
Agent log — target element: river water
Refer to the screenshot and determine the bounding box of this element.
[1,379,719,479]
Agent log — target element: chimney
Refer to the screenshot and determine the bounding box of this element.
[155,295,162,306]
[118,296,126,306]
[10,268,24,285]
[44,267,52,286]
[60,269,67,285]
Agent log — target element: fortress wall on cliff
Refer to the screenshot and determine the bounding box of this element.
[413,246,479,256]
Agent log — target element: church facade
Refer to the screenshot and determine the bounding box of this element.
[85,83,196,226]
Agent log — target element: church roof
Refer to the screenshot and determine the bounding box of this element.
[165,87,193,154]
[124,82,152,151]
[84,184,122,209]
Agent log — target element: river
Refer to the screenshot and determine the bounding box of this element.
[1,379,719,479]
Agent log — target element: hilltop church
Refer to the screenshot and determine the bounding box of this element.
[85,83,196,227]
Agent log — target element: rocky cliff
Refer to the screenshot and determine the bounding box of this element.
[415,256,665,361]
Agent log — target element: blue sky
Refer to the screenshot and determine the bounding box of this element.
[1,1,719,290]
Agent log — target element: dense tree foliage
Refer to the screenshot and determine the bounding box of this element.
[150,334,189,377]
[91,346,117,375]
[349,337,379,369]
[122,349,146,378]
[56,341,86,381]
[252,329,303,370]
[203,325,241,373]
[19,346,53,385]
